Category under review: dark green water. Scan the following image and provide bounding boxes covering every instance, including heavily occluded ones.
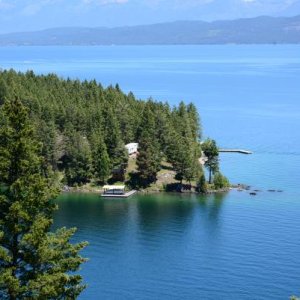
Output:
[55,191,300,300]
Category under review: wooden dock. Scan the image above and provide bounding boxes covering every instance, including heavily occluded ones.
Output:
[219,149,253,154]
[101,190,137,198]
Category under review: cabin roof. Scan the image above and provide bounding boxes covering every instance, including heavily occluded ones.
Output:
[125,143,138,147]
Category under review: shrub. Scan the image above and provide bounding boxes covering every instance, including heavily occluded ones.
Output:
[197,173,208,193]
[213,172,230,189]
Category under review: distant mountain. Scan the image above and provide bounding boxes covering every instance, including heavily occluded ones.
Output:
[1,15,300,45]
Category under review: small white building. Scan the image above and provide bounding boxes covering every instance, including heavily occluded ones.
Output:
[125,143,138,155]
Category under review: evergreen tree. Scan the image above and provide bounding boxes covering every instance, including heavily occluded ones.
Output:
[0,78,8,105]
[0,99,87,299]
[90,131,111,183]
[172,138,201,184]
[187,103,202,140]
[103,107,128,170]
[153,103,172,154]
[197,172,208,194]
[169,102,202,183]
[202,138,219,184]
[172,136,192,183]
[36,120,57,170]
[136,105,161,186]
[64,130,93,186]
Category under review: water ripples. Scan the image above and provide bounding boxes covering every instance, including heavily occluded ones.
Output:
[52,192,300,300]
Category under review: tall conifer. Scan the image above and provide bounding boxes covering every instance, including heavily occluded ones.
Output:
[202,138,219,184]
[90,131,111,183]
[0,99,87,299]
[136,105,161,186]
[171,102,202,183]
[103,107,128,170]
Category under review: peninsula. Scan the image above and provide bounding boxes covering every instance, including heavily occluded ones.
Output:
[0,69,229,194]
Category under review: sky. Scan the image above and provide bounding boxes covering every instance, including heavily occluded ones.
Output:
[0,0,300,33]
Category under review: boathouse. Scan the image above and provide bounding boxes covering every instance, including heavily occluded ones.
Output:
[103,185,126,195]
[102,185,137,198]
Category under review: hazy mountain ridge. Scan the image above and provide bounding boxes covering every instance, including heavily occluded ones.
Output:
[1,15,300,45]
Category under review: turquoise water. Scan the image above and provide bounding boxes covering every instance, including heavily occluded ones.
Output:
[1,45,300,299]
[55,192,300,300]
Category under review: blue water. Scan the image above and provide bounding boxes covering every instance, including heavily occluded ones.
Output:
[1,45,300,299]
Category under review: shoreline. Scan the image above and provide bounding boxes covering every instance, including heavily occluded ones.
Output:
[61,183,283,197]
[61,184,245,196]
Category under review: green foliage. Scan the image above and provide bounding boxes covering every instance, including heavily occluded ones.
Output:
[0,70,208,188]
[213,172,230,189]
[90,132,111,183]
[0,78,7,105]
[136,105,161,186]
[103,106,128,169]
[63,130,93,186]
[197,172,208,193]
[36,120,58,169]
[172,138,201,183]
[0,99,87,299]
[202,138,219,184]
[186,103,202,140]
[168,102,202,183]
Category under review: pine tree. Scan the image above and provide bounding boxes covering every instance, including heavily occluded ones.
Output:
[202,138,219,184]
[103,107,128,170]
[36,120,57,170]
[136,105,161,186]
[197,172,208,194]
[64,130,93,186]
[172,137,201,184]
[90,131,111,183]
[0,78,8,105]
[187,103,202,140]
[0,99,87,299]
[172,136,191,183]
[169,102,202,184]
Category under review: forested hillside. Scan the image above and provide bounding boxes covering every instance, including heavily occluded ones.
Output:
[1,15,300,45]
[0,70,204,188]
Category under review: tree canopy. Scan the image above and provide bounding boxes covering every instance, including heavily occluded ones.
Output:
[202,138,219,184]
[0,70,204,187]
[0,98,87,299]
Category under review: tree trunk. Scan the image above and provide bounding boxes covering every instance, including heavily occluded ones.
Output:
[209,167,212,184]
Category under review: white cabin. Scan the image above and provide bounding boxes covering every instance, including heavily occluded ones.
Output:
[125,143,138,155]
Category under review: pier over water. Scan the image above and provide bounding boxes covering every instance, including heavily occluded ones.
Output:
[219,149,253,154]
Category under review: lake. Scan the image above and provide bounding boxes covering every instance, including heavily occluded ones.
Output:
[1,45,300,299]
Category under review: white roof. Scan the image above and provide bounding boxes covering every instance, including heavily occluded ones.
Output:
[103,185,125,190]
[125,143,138,147]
